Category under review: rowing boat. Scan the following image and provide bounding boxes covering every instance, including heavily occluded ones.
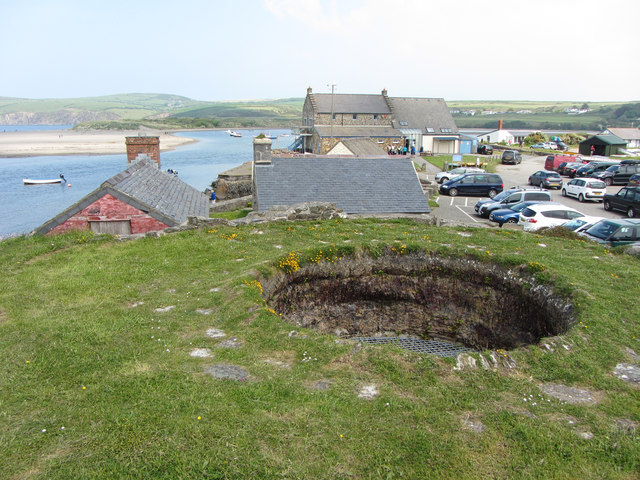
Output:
[23,178,63,185]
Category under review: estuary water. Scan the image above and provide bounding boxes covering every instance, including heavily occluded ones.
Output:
[0,128,292,238]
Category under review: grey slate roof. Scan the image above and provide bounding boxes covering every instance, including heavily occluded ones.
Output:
[34,158,209,234]
[314,93,391,114]
[254,156,430,214]
[315,126,402,138]
[340,138,387,156]
[390,97,458,135]
[606,128,640,140]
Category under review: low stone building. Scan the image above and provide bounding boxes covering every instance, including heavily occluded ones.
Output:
[34,157,209,236]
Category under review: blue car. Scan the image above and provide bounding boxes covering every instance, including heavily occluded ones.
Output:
[488,201,556,227]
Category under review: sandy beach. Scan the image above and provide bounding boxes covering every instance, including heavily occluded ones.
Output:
[0,129,196,157]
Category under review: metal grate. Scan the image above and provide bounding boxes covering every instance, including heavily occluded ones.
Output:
[352,336,474,357]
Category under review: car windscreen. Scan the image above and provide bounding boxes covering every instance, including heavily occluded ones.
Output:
[546,172,562,178]
[585,221,617,240]
[491,190,511,202]
[520,207,536,218]
[587,181,606,189]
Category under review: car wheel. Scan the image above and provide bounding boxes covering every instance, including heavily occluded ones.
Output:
[604,200,612,211]
[604,178,612,186]
[528,177,533,185]
[628,207,636,218]
[488,189,497,199]
[578,194,585,202]
[561,189,567,197]
[449,188,458,197]
[440,177,448,184]
[506,218,517,224]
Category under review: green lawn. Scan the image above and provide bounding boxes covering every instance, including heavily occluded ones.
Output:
[0,220,638,479]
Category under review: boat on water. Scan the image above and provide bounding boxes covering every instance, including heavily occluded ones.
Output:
[226,130,242,137]
[23,178,63,185]
[23,174,67,185]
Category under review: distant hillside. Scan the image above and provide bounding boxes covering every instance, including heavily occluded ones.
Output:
[0,93,638,131]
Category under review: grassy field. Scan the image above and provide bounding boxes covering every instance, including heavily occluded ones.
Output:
[0,218,638,479]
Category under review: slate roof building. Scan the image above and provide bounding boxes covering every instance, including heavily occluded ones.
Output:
[252,139,430,215]
[299,87,459,155]
[34,157,209,236]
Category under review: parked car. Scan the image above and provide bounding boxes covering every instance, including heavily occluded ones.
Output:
[559,215,603,232]
[528,170,563,189]
[474,187,552,218]
[545,154,576,171]
[563,162,587,177]
[551,141,569,151]
[561,178,607,202]
[518,204,585,232]
[530,142,553,150]
[438,173,504,198]
[629,174,640,185]
[579,218,640,247]
[435,167,485,184]
[574,161,620,178]
[501,150,522,165]
[603,185,640,217]
[488,200,557,227]
[593,160,640,185]
[477,144,493,155]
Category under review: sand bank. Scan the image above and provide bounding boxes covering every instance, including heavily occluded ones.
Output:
[0,129,196,158]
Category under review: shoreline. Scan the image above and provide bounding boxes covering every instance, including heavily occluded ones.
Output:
[0,129,199,158]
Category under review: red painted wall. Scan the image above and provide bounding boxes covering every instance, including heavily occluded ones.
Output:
[48,194,169,235]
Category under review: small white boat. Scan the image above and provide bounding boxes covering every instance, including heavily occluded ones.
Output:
[226,130,242,137]
[23,178,63,185]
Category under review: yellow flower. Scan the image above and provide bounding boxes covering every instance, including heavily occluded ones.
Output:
[197,416,202,420]
[82,386,86,390]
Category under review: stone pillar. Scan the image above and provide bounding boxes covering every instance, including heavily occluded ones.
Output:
[252,137,273,211]
[125,136,161,167]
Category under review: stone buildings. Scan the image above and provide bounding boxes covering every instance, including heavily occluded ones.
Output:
[298,87,460,155]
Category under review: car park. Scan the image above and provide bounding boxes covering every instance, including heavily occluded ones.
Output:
[518,204,585,231]
[603,185,640,217]
[435,167,485,184]
[561,178,607,202]
[574,161,620,178]
[579,218,640,247]
[593,160,640,185]
[438,173,504,198]
[488,200,555,227]
[501,150,522,165]
[477,144,493,155]
[474,187,552,218]
[528,170,563,189]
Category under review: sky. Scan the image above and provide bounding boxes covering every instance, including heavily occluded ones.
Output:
[2,0,639,102]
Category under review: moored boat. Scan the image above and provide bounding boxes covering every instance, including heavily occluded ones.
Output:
[226,130,242,137]
[23,178,63,185]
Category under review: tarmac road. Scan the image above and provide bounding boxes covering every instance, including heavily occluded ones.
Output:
[428,153,625,226]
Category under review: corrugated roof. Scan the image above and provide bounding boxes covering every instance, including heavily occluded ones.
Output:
[314,93,391,114]
[254,156,430,214]
[390,97,458,135]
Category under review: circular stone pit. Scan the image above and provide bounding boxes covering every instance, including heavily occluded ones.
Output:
[261,252,574,351]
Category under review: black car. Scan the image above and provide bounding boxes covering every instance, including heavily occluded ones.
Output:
[552,141,569,151]
[594,160,640,186]
[501,150,522,165]
[477,144,494,155]
[603,186,640,217]
[528,170,563,189]
[438,173,504,198]
[575,161,619,178]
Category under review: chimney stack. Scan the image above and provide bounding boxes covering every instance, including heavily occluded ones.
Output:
[125,136,161,167]
[253,136,272,164]
[498,119,504,130]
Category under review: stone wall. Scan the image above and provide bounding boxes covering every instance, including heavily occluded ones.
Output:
[316,113,392,127]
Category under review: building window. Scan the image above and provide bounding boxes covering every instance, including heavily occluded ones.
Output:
[373,114,379,120]
[426,127,435,133]
[353,114,358,120]
[399,121,408,126]
[441,128,453,133]
[332,113,337,121]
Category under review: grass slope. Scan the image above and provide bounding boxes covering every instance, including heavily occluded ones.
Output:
[0,219,638,479]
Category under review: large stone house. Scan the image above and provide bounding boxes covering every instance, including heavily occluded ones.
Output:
[298,87,459,155]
